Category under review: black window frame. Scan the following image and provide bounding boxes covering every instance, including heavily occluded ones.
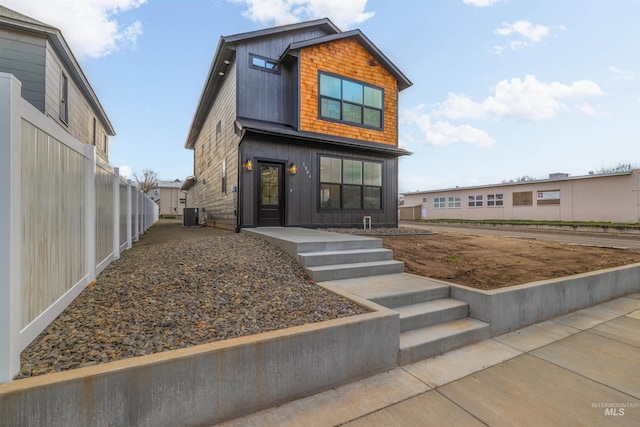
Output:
[249,53,280,74]
[319,155,383,211]
[59,73,68,124]
[318,71,384,130]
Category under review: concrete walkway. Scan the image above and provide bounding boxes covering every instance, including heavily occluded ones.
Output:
[221,293,640,426]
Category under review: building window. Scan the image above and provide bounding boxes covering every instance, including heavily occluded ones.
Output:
[250,54,279,73]
[92,118,97,145]
[103,135,108,154]
[318,72,383,129]
[423,197,427,203]
[487,193,503,207]
[513,191,533,206]
[448,196,461,208]
[221,158,227,194]
[319,156,382,210]
[434,197,445,209]
[60,73,68,123]
[468,195,483,207]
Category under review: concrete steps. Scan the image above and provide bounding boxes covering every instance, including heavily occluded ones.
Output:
[304,260,405,282]
[397,298,469,333]
[298,248,394,267]
[398,318,490,365]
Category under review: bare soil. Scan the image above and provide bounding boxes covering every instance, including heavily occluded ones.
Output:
[379,232,640,290]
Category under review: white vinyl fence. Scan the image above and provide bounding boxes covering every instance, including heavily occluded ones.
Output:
[0,73,159,382]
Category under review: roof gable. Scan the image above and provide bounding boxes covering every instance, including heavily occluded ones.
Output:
[283,30,412,91]
[0,5,115,135]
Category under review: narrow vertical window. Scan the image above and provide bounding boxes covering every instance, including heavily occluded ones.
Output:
[60,73,68,123]
[221,158,227,194]
[92,118,97,145]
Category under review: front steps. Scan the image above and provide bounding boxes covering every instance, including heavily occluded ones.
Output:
[324,274,490,365]
[296,238,404,282]
[244,228,490,366]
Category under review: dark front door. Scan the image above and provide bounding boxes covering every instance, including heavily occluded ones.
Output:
[258,162,284,226]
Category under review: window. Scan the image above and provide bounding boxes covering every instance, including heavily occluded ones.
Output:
[92,118,97,146]
[319,156,382,210]
[216,120,222,141]
[319,72,383,129]
[434,197,445,209]
[468,195,483,207]
[250,54,279,73]
[221,158,227,194]
[513,191,533,206]
[60,73,68,123]
[448,196,461,208]
[487,193,503,207]
[423,197,427,203]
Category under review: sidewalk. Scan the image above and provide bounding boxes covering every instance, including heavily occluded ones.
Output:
[221,293,640,426]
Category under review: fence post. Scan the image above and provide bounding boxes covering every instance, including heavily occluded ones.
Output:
[127,179,132,249]
[134,188,140,241]
[0,73,22,381]
[113,168,120,261]
[85,145,96,283]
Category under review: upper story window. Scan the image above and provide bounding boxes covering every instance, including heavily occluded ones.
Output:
[59,73,68,124]
[318,72,383,129]
[250,54,279,73]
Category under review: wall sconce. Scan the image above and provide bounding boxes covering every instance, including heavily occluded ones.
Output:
[244,159,253,171]
[289,163,297,175]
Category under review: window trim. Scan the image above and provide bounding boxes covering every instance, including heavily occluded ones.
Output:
[487,193,504,207]
[317,71,384,131]
[319,155,383,211]
[447,196,461,208]
[249,53,280,74]
[433,197,446,209]
[468,194,483,208]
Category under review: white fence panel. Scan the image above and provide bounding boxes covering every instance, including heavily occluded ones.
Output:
[0,73,158,382]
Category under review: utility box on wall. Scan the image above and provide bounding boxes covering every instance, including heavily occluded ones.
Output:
[183,208,199,226]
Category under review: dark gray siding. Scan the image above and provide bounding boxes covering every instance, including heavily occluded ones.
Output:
[236,29,328,125]
[239,134,399,228]
[0,28,46,111]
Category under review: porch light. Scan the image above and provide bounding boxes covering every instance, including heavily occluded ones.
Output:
[244,159,253,171]
[289,163,297,175]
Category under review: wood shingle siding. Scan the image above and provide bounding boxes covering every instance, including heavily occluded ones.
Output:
[299,38,398,145]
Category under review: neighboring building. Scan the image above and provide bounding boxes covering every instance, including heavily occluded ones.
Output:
[0,5,114,161]
[149,180,186,217]
[402,170,640,224]
[181,18,411,230]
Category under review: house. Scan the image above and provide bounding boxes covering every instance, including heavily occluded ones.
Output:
[0,5,114,161]
[181,18,411,230]
[149,180,186,217]
[401,169,640,224]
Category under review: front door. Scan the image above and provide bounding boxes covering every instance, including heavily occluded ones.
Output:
[258,162,284,226]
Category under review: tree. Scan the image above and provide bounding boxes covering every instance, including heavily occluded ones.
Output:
[595,163,635,174]
[134,169,159,194]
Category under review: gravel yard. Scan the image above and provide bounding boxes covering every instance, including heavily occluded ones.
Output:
[17,221,367,379]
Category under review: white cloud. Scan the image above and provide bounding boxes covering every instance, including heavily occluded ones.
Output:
[119,165,132,178]
[463,0,500,7]
[1,0,147,59]
[401,75,604,148]
[229,0,374,29]
[493,20,550,53]
[402,105,495,147]
[607,65,635,81]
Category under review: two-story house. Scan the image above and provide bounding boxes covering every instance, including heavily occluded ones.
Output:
[0,5,114,161]
[182,18,411,230]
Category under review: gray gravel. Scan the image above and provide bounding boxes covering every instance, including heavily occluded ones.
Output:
[18,226,367,379]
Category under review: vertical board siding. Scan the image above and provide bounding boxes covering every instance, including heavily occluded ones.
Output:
[20,119,86,328]
[95,160,116,268]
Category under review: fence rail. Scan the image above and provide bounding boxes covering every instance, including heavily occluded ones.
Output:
[0,73,159,382]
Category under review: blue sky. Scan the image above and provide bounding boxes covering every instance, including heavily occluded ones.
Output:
[5,0,639,192]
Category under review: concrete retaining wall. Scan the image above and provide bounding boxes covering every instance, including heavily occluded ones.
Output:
[450,263,640,335]
[0,293,399,427]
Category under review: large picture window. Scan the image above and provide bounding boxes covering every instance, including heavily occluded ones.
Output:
[320,156,382,210]
[319,72,383,129]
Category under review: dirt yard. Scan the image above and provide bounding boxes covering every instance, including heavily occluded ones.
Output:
[379,232,640,290]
